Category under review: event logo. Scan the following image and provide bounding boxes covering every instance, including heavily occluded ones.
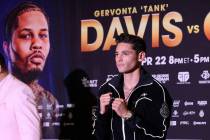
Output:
[184,101,194,106]
[67,112,73,120]
[197,100,207,106]
[39,113,43,118]
[46,112,52,120]
[193,121,207,126]
[43,122,50,127]
[56,104,64,109]
[66,103,75,108]
[63,122,74,126]
[46,104,53,110]
[177,71,190,84]
[198,70,210,84]
[201,70,210,79]
[55,113,63,118]
[152,74,169,83]
[38,105,43,110]
[172,110,179,118]
[52,122,60,126]
[183,111,196,116]
[170,121,177,126]
[173,100,180,107]
[199,110,205,118]
[180,121,189,126]
[81,77,98,87]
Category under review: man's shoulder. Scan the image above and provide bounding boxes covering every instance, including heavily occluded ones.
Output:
[7,74,29,88]
[7,74,34,99]
[147,78,172,102]
[149,78,167,91]
[1,74,35,107]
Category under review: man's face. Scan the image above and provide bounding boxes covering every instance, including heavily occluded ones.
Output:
[115,42,141,73]
[9,10,50,74]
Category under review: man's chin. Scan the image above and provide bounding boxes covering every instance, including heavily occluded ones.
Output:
[29,64,44,71]
[28,68,42,77]
[12,64,43,83]
[22,69,42,83]
[117,68,126,73]
[29,66,42,71]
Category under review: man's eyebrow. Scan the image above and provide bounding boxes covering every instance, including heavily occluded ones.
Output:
[114,50,132,54]
[122,50,133,52]
[19,28,48,32]
[19,28,32,32]
[40,28,48,32]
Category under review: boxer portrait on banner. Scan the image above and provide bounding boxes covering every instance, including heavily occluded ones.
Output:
[94,33,173,140]
[3,2,59,139]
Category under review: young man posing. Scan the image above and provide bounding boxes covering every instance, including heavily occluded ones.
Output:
[94,33,172,140]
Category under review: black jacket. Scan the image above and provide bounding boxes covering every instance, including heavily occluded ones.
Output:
[94,69,172,140]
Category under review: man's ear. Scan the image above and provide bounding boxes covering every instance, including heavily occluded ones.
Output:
[138,51,146,62]
[3,41,10,58]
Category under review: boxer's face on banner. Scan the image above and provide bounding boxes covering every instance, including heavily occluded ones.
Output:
[115,42,140,73]
[9,10,50,74]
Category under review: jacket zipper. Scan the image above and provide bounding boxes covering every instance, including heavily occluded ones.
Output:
[108,82,152,140]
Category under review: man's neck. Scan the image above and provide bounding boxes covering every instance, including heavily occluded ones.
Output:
[123,67,141,89]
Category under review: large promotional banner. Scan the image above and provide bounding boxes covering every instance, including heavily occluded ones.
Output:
[0,0,209,140]
[79,0,210,139]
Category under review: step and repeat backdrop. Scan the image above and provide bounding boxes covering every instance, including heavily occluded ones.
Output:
[0,0,209,140]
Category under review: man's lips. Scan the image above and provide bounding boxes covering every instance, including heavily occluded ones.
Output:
[28,53,45,65]
[30,57,43,64]
[117,63,124,67]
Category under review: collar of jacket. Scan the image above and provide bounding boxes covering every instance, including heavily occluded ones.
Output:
[107,67,153,92]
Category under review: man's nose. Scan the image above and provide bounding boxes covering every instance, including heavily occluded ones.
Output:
[31,37,42,50]
[116,54,123,62]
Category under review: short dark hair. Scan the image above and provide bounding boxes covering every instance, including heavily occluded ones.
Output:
[115,33,146,53]
[4,1,49,42]
[0,52,7,71]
